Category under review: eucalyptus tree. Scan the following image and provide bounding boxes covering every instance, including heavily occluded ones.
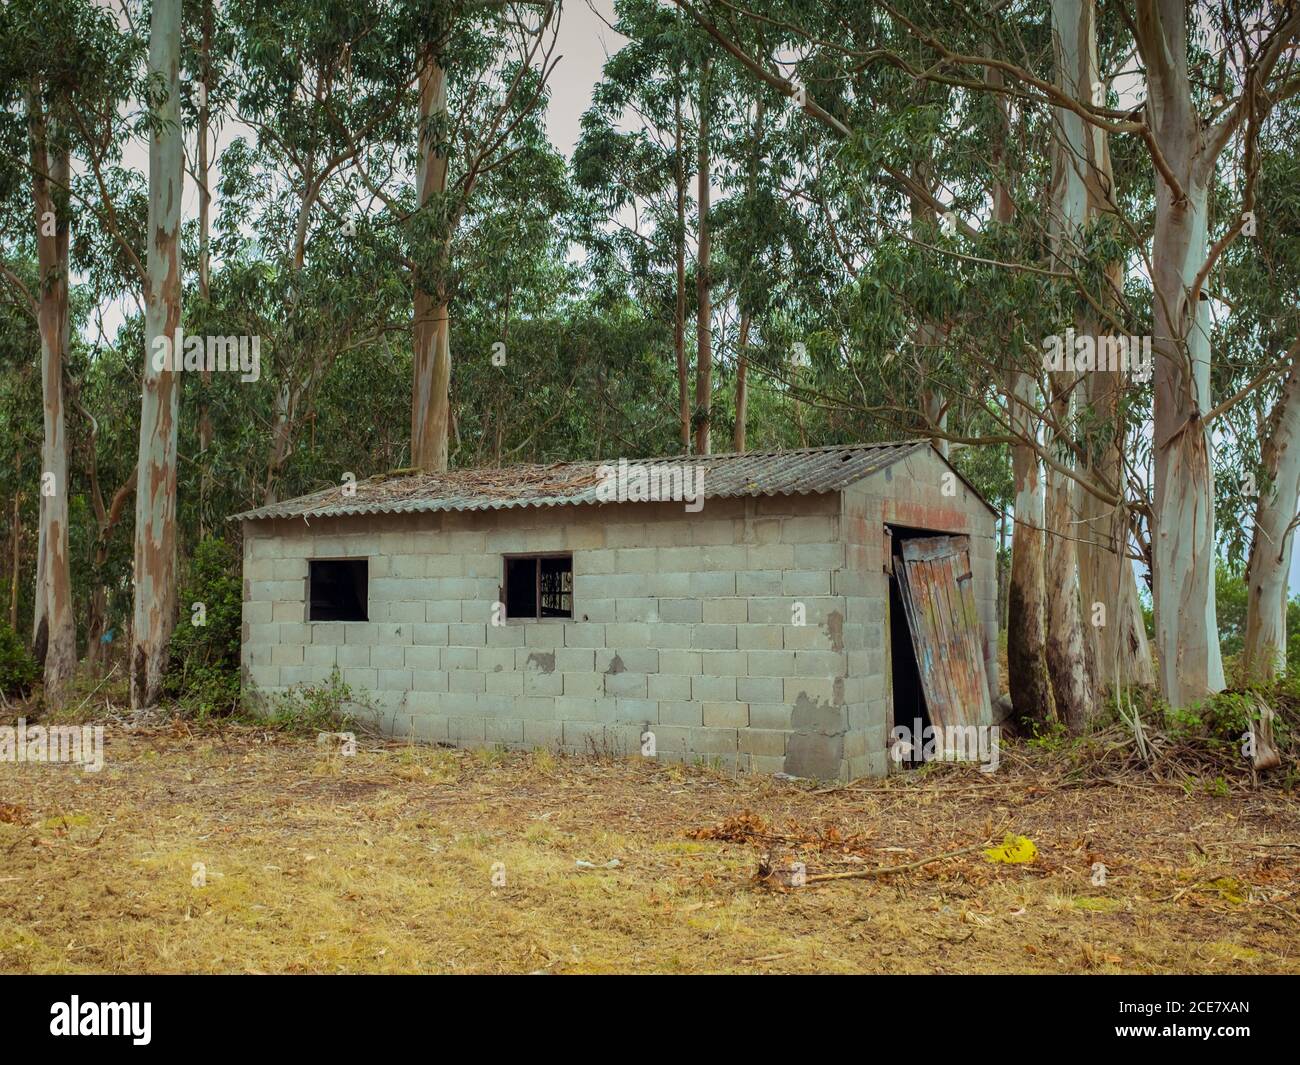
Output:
[402,0,560,472]
[574,0,706,451]
[678,0,1300,713]
[130,0,185,708]
[0,0,141,703]
[1221,96,1300,680]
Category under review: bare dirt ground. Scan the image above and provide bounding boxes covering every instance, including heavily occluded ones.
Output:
[1,724,1297,974]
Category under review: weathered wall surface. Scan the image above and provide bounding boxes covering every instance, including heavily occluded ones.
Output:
[839,450,1000,778]
[241,493,855,776]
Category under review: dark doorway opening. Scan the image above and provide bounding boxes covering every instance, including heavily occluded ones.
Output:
[888,568,929,765]
[888,525,938,767]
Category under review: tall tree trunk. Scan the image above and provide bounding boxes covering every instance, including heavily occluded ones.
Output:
[30,92,76,706]
[732,96,762,455]
[1243,341,1300,681]
[32,493,46,663]
[1052,0,1155,691]
[674,88,690,453]
[989,58,1052,722]
[1043,0,1099,728]
[734,314,749,453]
[1138,1,1227,708]
[197,0,214,536]
[1079,365,1155,689]
[1043,383,1098,730]
[8,480,19,632]
[131,0,183,709]
[693,57,712,455]
[411,48,452,472]
[1008,372,1055,723]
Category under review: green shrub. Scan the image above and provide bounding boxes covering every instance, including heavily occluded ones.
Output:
[0,620,39,698]
[165,538,242,717]
[260,667,369,734]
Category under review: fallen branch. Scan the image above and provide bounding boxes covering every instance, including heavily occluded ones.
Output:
[760,840,992,886]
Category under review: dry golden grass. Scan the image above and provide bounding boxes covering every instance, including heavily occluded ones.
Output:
[1,724,1297,974]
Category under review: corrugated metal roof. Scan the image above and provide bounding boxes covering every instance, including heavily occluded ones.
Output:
[231,440,937,522]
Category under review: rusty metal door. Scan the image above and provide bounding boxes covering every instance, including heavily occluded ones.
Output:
[894,535,991,730]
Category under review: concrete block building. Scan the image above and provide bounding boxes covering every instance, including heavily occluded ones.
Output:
[233,441,999,780]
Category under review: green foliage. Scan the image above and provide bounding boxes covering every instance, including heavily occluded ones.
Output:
[1215,562,1300,676]
[260,667,368,735]
[165,538,242,718]
[0,620,39,698]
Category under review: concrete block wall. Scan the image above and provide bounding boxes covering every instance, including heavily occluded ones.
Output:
[241,492,855,777]
[838,450,1000,778]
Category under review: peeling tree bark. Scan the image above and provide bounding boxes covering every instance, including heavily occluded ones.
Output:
[411,48,452,473]
[693,57,713,456]
[131,0,183,710]
[1045,0,1099,729]
[1243,342,1300,682]
[196,0,214,533]
[30,91,76,707]
[1051,0,1154,692]
[988,61,1053,722]
[1007,371,1055,723]
[1136,0,1228,708]
[674,86,691,453]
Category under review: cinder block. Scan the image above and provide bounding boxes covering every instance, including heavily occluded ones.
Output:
[272,601,304,623]
[783,570,832,596]
[647,674,691,701]
[691,624,737,650]
[409,673,449,695]
[738,677,783,703]
[597,648,658,674]
[658,598,702,623]
[564,624,606,648]
[564,676,603,702]
[524,721,563,748]
[703,702,749,728]
[692,675,736,702]
[796,651,845,678]
[369,644,405,669]
[782,516,836,543]
[604,622,657,648]
[749,702,792,730]
[737,625,783,651]
[443,647,478,670]
[486,718,523,744]
[449,623,487,647]
[739,729,785,757]
[605,672,648,698]
[426,600,462,623]
[378,669,412,691]
[657,701,701,726]
[659,650,702,675]
[748,544,795,569]
[271,644,303,666]
[690,727,738,755]
[405,645,442,670]
[342,667,378,690]
[702,599,747,624]
[614,598,660,623]
[748,650,796,677]
[478,670,517,696]
[699,651,746,677]
[242,600,273,625]
[449,670,487,695]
